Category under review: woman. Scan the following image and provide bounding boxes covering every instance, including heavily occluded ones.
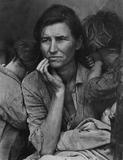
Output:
[22,5,115,160]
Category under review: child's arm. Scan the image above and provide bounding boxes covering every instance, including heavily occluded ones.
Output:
[85,51,118,100]
[88,61,103,81]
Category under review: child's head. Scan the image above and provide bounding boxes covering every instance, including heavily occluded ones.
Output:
[13,40,42,72]
[83,11,123,53]
[83,11,123,67]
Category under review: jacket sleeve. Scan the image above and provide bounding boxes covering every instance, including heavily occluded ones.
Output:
[22,72,49,152]
[0,91,27,130]
[85,70,118,101]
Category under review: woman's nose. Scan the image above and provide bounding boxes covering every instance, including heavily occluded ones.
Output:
[49,39,57,54]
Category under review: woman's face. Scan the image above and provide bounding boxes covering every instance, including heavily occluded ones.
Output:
[40,22,81,69]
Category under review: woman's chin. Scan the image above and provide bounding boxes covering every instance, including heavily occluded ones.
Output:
[49,62,62,69]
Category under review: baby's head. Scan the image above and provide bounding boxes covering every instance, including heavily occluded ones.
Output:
[83,11,123,52]
[101,102,116,125]
[101,108,111,125]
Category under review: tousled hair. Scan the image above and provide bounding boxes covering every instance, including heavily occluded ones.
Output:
[82,11,123,52]
[13,40,42,72]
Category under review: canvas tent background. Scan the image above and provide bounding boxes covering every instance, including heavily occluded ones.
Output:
[0,0,122,41]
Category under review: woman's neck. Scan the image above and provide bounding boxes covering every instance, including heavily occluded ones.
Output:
[56,60,77,84]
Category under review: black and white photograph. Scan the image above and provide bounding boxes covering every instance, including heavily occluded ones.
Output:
[0,0,123,160]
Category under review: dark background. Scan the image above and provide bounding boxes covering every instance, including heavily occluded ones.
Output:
[0,0,122,41]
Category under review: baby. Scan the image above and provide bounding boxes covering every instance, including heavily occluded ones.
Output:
[101,102,116,125]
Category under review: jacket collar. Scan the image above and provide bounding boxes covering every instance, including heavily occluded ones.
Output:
[75,63,89,85]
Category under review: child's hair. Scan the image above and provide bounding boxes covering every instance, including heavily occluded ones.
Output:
[13,40,42,72]
[82,11,123,52]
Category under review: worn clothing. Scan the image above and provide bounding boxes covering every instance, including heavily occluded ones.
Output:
[0,65,27,160]
[24,118,112,160]
[57,118,111,151]
[50,118,112,160]
[22,63,117,159]
[85,63,118,119]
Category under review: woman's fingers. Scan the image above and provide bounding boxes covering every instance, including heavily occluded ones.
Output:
[36,58,50,81]
[41,63,49,81]
[43,63,53,82]
[86,56,95,68]
[36,58,55,82]
[36,58,64,91]
[37,59,49,75]
[37,58,48,71]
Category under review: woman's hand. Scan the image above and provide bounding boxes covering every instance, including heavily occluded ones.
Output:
[85,55,95,68]
[37,58,65,93]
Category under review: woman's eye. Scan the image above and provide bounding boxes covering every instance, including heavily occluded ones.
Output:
[56,36,68,42]
[41,37,50,43]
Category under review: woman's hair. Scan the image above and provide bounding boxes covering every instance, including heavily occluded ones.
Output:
[13,40,42,72]
[82,11,123,52]
[34,4,84,41]
[33,4,88,64]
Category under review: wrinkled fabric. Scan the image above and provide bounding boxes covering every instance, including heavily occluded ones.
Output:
[24,148,112,160]
[22,63,117,160]
[24,118,112,160]
[22,64,93,152]
[85,62,118,119]
[85,69,117,101]
[38,118,112,160]
[39,149,112,160]
[0,65,27,160]
[57,118,111,151]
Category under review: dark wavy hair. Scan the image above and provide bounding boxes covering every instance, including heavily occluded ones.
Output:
[34,4,84,41]
[82,11,123,52]
[13,40,42,72]
[33,4,88,65]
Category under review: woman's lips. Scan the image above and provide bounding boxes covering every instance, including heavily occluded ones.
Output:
[49,57,63,61]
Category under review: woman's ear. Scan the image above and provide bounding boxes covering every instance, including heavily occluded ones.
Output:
[76,37,83,50]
